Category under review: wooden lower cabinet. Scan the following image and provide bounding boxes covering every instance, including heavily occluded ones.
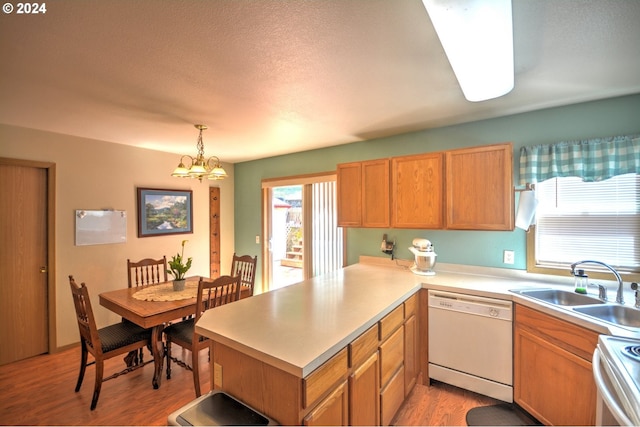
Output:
[380,326,404,387]
[379,326,404,426]
[304,381,349,426]
[403,294,419,395]
[349,352,380,426]
[404,314,417,395]
[381,365,405,426]
[514,304,599,426]
[304,348,348,408]
[211,295,420,426]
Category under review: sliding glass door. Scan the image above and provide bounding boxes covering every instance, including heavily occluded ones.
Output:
[262,174,344,292]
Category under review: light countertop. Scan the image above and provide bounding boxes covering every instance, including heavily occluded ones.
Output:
[196,258,639,378]
[196,263,422,377]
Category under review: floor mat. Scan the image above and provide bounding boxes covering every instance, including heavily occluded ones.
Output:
[466,403,541,426]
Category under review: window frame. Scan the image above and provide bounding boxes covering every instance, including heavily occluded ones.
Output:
[526,172,639,282]
[526,224,640,283]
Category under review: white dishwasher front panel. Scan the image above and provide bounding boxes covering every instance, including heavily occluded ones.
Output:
[428,290,513,401]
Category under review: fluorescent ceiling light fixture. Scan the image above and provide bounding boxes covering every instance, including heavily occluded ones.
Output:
[422,0,514,102]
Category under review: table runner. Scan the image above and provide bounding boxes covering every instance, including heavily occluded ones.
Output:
[132,281,199,302]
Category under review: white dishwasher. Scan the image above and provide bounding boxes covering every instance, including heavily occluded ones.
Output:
[428,289,513,402]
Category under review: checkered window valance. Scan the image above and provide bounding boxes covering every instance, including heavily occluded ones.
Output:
[519,134,640,185]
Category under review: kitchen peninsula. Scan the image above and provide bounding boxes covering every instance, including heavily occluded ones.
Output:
[196,260,639,425]
[195,263,424,425]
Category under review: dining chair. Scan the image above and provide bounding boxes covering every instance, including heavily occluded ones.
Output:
[164,275,242,397]
[127,256,168,288]
[126,256,168,363]
[68,275,153,410]
[230,253,258,296]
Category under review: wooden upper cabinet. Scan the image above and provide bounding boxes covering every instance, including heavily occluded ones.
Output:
[445,143,514,230]
[338,142,513,230]
[391,153,444,229]
[337,162,362,227]
[337,159,390,227]
[361,159,390,227]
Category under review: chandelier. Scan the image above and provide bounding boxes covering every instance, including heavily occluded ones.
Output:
[171,124,228,182]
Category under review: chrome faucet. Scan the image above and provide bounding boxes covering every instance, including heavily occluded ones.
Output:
[570,260,624,305]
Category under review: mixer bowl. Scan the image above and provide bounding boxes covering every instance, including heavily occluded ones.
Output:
[415,253,436,272]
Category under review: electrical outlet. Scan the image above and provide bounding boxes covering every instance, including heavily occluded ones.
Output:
[503,250,515,265]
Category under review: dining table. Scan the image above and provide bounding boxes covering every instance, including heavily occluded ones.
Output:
[99,276,250,389]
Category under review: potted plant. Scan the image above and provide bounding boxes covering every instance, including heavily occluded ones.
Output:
[167,240,192,291]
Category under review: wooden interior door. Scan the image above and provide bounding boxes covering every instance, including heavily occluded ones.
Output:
[0,162,49,365]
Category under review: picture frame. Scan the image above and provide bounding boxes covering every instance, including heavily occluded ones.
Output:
[136,187,193,238]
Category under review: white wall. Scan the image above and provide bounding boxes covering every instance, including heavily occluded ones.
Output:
[0,124,235,348]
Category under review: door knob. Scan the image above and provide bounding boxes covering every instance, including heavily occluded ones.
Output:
[40,266,47,273]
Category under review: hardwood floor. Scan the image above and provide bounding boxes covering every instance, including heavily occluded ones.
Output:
[0,346,500,426]
[393,379,501,426]
[0,345,212,426]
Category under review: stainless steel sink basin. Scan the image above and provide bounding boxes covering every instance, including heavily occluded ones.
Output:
[573,305,640,328]
[517,289,605,306]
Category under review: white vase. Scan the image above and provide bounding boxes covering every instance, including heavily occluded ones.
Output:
[172,279,186,291]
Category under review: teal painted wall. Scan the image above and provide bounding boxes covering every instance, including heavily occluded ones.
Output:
[234,94,640,282]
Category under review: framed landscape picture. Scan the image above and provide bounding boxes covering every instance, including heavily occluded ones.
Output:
[136,188,193,237]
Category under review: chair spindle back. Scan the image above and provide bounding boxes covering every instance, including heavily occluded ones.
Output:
[127,256,168,288]
[195,275,242,322]
[230,253,257,296]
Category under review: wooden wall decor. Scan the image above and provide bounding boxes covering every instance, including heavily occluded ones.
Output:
[209,187,221,278]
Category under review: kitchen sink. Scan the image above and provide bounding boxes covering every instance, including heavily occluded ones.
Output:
[517,289,605,306]
[573,305,640,328]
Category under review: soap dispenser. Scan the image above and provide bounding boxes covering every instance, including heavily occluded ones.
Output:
[574,269,588,294]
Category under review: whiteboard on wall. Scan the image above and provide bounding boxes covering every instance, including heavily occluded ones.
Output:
[75,210,127,246]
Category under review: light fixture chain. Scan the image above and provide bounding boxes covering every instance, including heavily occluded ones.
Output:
[196,129,205,159]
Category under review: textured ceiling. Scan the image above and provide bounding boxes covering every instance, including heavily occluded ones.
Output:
[1,0,639,163]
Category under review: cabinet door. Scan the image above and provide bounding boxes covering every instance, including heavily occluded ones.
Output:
[304,381,349,426]
[337,162,362,227]
[391,153,443,228]
[514,305,597,426]
[380,365,405,426]
[445,143,513,230]
[379,326,404,388]
[349,352,380,426]
[514,326,596,426]
[403,314,417,396]
[361,159,390,227]
[304,348,348,408]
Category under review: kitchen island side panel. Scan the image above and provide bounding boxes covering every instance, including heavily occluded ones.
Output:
[212,341,302,425]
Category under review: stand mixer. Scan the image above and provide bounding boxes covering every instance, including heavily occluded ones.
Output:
[408,238,437,276]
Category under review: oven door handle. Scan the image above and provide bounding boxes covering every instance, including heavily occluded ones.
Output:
[593,349,634,426]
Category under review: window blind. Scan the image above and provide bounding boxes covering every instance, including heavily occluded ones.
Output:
[534,173,640,271]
